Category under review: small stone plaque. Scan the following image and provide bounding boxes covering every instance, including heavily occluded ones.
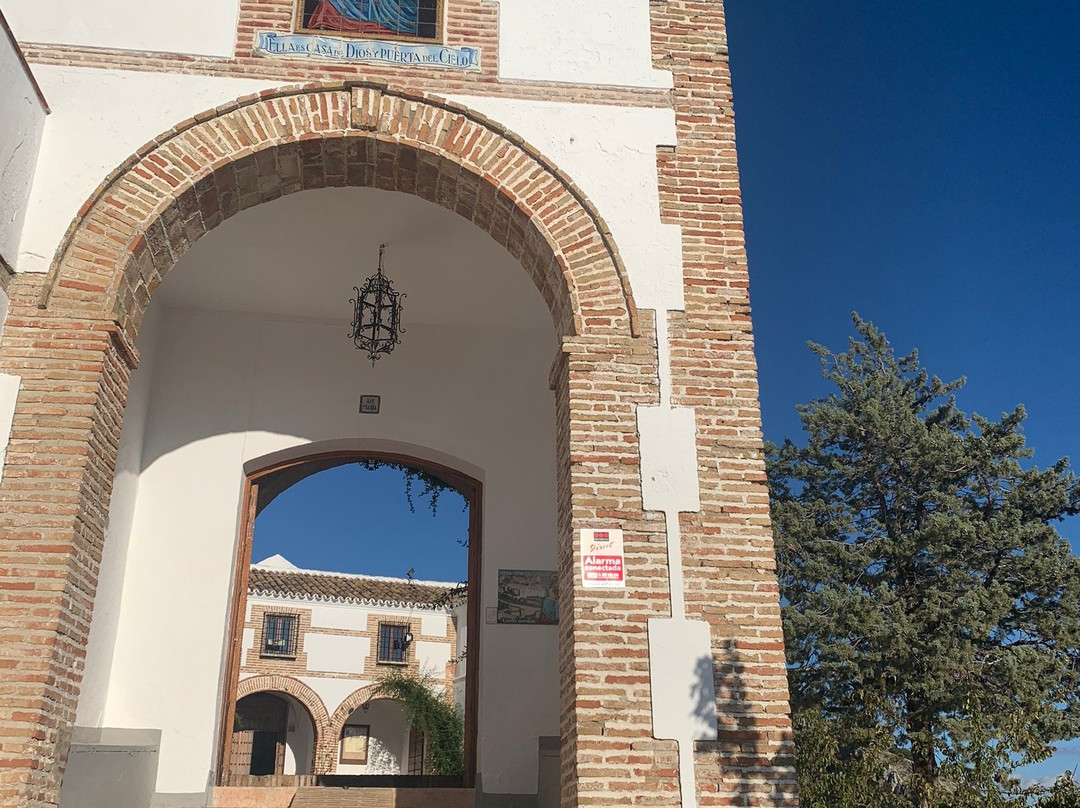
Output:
[359,395,381,414]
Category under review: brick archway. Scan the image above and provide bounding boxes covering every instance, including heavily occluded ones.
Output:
[38,81,640,349]
[322,683,380,773]
[327,684,380,742]
[0,81,658,808]
[235,675,332,775]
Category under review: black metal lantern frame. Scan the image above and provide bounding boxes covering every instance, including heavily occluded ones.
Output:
[349,244,405,364]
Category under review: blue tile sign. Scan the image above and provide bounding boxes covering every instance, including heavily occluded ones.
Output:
[255,32,481,70]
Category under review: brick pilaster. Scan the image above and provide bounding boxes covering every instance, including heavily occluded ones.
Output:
[0,276,134,807]
[556,334,681,808]
[651,3,799,805]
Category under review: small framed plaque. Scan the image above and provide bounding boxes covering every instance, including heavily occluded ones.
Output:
[497,569,559,625]
[340,724,370,764]
[359,395,381,414]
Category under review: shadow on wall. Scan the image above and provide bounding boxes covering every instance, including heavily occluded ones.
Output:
[132,311,557,471]
[695,640,795,808]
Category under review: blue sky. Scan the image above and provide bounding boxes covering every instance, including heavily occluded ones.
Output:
[726,0,1080,554]
[255,0,1080,787]
[725,0,1080,784]
[252,464,469,582]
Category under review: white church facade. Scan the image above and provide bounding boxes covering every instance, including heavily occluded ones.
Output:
[0,2,799,807]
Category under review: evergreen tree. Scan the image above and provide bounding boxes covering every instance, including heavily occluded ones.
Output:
[767,315,1080,807]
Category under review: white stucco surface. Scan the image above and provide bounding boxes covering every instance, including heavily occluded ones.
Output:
[76,314,161,727]
[240,628,255,667]
[448,96,684,312]
[414,640,451,675]
[308,604,368,632]
[420,613,446,638]
[304,634,372,676]
[0,373,20,485]
[281,693,315,776]
[16,66,279,272]
[96,305,559,796]
[637,406,700,514]
[0,25,47,270]
[336,700,409,775]
[492,0,671,89]
[3,0,242,58]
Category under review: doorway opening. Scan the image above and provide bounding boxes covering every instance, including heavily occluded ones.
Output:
[228,691,317,782]
[218,451,482,789]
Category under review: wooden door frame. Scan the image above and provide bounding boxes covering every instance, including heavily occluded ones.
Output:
[215,449,483,788]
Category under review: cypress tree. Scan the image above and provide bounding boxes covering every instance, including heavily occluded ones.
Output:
[768,315,1080,807]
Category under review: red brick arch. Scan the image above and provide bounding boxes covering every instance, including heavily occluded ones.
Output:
[236,674,332,737]
[236,674,333,774]
[0,81,659,807]
[327,683,381,741]
[39,81,640,349]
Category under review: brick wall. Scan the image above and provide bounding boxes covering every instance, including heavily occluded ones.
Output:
[652,3,798,805]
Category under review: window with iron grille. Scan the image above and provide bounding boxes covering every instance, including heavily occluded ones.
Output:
[261,613,299,658]
[377,622,410,664]
[408,723,426,775]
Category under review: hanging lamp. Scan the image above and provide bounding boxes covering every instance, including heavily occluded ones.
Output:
[348,244,405,364]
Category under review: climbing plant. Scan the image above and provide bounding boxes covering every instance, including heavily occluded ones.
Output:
[358,460,465,519]
[372,669,464,777]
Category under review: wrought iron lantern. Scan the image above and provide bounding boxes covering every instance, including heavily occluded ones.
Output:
[349,244,405,364]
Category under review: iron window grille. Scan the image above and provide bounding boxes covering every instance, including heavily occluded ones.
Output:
[261,613,299,658]
[377,622,411,664]
[408,724,426,775]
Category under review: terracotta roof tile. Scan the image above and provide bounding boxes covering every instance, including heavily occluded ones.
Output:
[248,567,456,609]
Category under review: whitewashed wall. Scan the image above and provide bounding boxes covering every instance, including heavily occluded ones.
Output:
[92,306,560,799]
[492,0,671,89]
[281,693,315,776]
[75,314,161,727]
[13,66,279,273]
[337,700,410,775]
[0,18,47,272]
[3,0,243,58]
[5,0,666,86]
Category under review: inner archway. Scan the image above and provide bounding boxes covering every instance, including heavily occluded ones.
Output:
[63,176,578,805]
[229,691,318,780]
[221,450,482,789]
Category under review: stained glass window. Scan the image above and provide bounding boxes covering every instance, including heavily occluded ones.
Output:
[299,0,441,42]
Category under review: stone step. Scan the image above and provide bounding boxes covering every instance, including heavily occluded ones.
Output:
[206,785,476,808]
[289,787,395,808]
[290,787,475,808]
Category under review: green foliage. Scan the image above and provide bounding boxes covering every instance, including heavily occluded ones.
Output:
[359,460,464,519]
[767,315,1080,808]
[372,669,464,776]
[1034,775,1080,808]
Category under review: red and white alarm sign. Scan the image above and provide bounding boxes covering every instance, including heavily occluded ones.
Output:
[580,528,625,588]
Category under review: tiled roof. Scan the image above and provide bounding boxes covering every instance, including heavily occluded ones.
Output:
[248,567,458,609]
